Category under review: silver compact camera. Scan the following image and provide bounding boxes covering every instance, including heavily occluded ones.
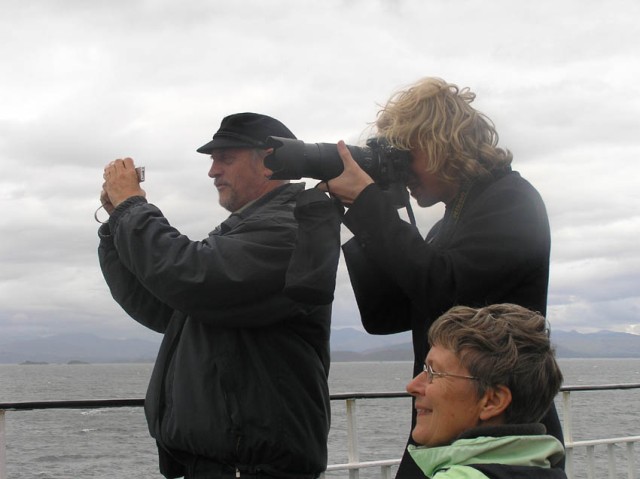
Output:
[95,166,146,224]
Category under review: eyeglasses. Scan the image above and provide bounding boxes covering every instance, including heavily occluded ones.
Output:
[423,362,479,384]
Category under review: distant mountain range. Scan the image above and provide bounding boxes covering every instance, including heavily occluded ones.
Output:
[0,329,639,364]
[0,333,161,364]
[330,329,640,361]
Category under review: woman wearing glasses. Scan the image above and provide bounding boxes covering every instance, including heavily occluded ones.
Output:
[406,303,566,479]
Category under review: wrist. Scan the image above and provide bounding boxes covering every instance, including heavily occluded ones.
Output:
[111,188,146,208]
[108,195,148,229]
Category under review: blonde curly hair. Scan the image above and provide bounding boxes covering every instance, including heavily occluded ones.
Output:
[376,77,512,183]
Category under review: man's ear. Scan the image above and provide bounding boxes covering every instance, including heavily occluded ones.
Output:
[479,385,512,422]
[260,148,275,178]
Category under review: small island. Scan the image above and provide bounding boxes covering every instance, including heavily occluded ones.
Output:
[19,360,49,365]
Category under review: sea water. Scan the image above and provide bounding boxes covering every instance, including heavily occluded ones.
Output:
[1,359,639,478]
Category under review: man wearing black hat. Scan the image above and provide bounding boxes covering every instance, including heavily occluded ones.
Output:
[98,113,338,478]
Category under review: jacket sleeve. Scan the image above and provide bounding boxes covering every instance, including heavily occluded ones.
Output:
[99,195,299,325]
[343,180,550,330]
[98,223,175,333]
[283,188,343,305]
[342,237,412,334]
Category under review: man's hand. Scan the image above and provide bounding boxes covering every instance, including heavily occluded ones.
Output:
[102,157,146,209]
[317,141,374,206]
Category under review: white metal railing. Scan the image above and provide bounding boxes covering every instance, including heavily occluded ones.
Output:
[322,392,407,479]
[1,385,639,479]
[560,385,640,479]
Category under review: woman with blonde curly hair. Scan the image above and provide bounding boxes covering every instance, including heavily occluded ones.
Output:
[323,77,564,478]
[377,78,512,187]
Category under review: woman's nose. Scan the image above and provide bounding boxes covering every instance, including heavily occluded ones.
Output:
[406,372,426,396]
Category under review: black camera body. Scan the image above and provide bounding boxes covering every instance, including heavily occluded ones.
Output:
[264,136,411,189]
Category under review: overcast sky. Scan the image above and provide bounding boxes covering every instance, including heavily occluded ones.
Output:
[1,0,639,342]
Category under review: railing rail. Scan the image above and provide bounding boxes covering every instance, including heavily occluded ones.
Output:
[0,398,145,411]
[1,384,639,479]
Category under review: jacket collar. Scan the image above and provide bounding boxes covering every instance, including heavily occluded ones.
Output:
[211,182,304,236]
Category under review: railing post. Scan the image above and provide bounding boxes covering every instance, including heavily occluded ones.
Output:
[381,464,393,479]
[627,442,636,479]
[0,410,6,479]
[346,398,360,479]
[586,445,595,479]
[606,443,616,479]
[561,390,574,479]
[562,390,573,444]
[566,448,574,479]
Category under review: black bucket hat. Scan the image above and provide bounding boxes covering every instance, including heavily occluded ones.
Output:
[196,112,296,154]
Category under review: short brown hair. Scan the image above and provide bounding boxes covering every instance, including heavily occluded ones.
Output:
[428,303,563,425]
[376,77,512,183]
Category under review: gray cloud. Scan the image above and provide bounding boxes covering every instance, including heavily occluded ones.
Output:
[1,0,639,341]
